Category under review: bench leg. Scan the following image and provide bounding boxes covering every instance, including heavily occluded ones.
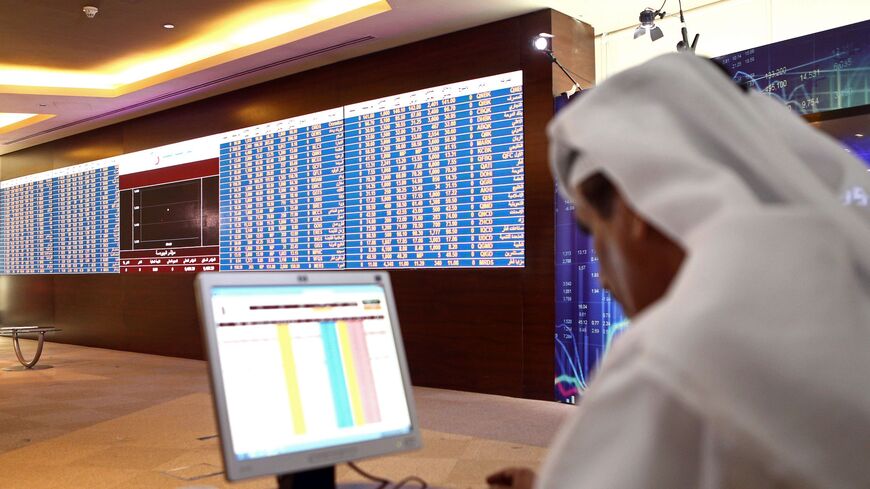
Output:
[12,332,46,368]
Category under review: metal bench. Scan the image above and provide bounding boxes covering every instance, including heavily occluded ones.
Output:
[0,326,62,371]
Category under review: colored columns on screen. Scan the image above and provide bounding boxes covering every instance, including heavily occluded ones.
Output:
[347,319,381,423]
[336,320,366,425]
[320,322,354,428]
[277,324,306,435]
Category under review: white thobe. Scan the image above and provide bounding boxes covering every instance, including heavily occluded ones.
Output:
[536,212,870,489]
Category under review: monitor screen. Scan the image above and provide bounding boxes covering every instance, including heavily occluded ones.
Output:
[198,273,419,480]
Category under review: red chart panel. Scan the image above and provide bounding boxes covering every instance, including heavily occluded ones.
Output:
[119,158,220,273]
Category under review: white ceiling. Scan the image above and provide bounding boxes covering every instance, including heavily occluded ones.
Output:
[0,0,721,156]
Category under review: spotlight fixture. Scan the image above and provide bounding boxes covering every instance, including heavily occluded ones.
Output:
[531,33,582,95]
[633,1,700,52]
[163,23,175,29]
[532,33,553,52]
[633,7,665,41]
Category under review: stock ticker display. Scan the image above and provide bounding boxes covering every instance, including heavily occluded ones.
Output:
[219,109,346,271]
[0,162,119,274]
[554,191,627,404]
[0,71,524,274]
[343,75,524,268]
[552,93,628,405]
[717,19,870,114]
[554,19,870,402]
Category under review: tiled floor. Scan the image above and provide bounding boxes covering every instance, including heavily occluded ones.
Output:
[0,339,571,489]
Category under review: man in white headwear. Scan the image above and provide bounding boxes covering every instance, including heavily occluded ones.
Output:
[487,53,870,488]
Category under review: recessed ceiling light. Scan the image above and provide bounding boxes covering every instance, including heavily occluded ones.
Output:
[857,133,865,137]
[163,23,175,29]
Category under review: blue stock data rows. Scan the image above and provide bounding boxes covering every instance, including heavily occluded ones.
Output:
[219,115,345,271]
[344,86,524,268]
[0,165,119,274]
[217,75,524,270]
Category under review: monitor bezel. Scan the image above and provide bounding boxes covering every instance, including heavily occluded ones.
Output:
[195,271,422,481]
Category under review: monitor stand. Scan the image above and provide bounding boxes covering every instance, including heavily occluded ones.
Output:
[277,465,389,489]
[277,466,336,489]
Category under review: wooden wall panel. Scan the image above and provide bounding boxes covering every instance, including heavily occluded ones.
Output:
[552,11,596,92]
[53,275,125,351]
[0,10,594,399]
[52,125,124,169]
[1,143,53,180]
[0,275,53,327]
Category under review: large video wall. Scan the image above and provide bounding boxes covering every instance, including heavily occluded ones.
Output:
[0,71,524,274]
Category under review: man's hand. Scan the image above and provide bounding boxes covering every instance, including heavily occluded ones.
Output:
[486,467,536,489]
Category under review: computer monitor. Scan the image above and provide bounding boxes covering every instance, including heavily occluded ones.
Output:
[195,271,421,488]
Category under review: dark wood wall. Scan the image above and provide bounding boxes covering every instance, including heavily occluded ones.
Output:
[0,10,594,400]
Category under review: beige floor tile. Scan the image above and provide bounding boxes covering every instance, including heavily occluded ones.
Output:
[154,448,225,472]
[0,416,46,434]
[1,464,143,489]
[459,438,548,462]
[0,441,111,466]
[0,370,107,384]
[0,426,68,452]
[78,445,193,471]
[23,407,118,428]
[0,400,82,417]
[402,431,474,459]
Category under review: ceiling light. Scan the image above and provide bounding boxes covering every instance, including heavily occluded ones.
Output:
[532,33,553,52]
[82,6,98,19]
[163,23,175,29]
[531,33,582,95]
[857,133,865,137]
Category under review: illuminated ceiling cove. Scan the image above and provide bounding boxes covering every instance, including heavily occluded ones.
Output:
[0,0,391,97]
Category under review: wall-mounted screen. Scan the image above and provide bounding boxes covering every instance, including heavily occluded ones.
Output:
[552,94,628,404]
[343,77,524,268]
[219,109,346,271]
[716,18,870,114]
[0,71,524,274]
[0,161,119,274]
[117,137,221,273]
